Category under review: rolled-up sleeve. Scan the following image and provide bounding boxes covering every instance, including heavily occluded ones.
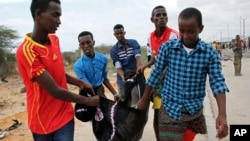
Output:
[208,50,229,96]
[146,43,168,88]
[132,40,141,56]
[110,45,119,67]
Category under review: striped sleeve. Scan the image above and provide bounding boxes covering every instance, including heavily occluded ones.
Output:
[22,40,45,80]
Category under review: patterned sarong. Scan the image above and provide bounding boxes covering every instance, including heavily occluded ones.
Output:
[158,106,207,141]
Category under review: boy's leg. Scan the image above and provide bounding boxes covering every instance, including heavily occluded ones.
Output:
[154,109,160,141]
[182,110,207,141]
[183,129,196,141]
[152,96,162,141]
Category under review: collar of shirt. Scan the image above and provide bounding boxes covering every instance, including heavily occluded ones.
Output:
[170,38,206,51]
[117,40,130,48]
[151,27,169,41]
[82,53,95,60]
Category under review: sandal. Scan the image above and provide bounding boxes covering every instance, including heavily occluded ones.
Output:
[5,119,22,131]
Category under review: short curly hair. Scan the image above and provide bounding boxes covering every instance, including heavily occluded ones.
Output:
[30,0,61,20]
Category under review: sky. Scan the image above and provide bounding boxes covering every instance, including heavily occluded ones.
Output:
[1,0,249,52]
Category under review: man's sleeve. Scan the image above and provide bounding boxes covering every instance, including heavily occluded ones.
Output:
[110,45,122,68]
[21,46,45,81]
[132,40,141,57]
[208,49,229,95]
[102,55,108,79]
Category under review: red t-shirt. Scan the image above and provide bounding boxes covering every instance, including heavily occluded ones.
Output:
[149,27,179,57]
[16,33,74,134]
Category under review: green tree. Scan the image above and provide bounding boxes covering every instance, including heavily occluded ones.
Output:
[0,25,20,81]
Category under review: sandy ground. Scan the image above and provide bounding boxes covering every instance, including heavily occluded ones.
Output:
[0,67,155,141]
[0,50,250,141]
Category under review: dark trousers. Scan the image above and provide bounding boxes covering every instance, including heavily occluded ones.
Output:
[94,85,106,98]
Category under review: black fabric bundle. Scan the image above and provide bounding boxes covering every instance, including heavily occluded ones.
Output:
[92,97,149,141]
[74,89,96,122]
[92,72,149,141]
[75,72,149,141]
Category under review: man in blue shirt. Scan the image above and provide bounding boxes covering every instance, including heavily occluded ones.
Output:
[74,31,120,101]
[110,24,142,102]
[137,8,229,140]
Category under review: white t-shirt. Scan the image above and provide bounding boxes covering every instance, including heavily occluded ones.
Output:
[183,45,193,54]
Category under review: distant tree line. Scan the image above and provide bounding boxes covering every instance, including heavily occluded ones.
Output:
[0,25,147,81]
[0,25,19,81]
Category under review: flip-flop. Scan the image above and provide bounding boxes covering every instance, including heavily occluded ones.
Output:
[5,119,22,131]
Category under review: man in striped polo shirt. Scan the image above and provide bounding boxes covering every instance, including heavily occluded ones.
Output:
[110,24,143,104]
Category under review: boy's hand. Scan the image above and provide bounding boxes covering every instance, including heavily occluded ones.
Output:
[216,115,228,139]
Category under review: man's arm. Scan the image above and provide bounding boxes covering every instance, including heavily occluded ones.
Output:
[103,79,120,101]
[66,73,84,86]
[117,68,125,82]
[34,71,99,106]
[66,73,94,93]
[137,85,152,110]
[103,79,117,95]
[139,57,155,72]
[135,55,143,72]
[215,92,228,139]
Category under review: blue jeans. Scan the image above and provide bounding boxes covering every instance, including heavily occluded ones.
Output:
[32,119,74,141]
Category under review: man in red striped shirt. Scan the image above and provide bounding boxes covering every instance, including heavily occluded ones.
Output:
[16,0,99,140]
[139,5,179,141]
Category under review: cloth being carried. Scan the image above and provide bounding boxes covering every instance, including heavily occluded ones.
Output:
[123,70,145,107]
[92,98,149,141]
[92,72,149,141]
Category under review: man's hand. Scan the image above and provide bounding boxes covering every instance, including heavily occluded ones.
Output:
[216,115,228,139]
[137,65,145,74]
[113,93,121,101]
[87,95,100,107]
[79,82,95,95]
[137,99,149,110]
[150,89,157,102]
